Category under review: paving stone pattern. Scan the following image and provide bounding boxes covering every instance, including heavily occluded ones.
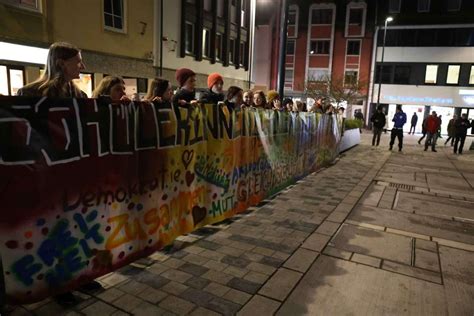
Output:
[11,134,474,315]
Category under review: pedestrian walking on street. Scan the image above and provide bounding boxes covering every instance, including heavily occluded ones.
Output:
[424,111,441,152]
[389,105,407,151]
[409,112,418,134]
[444,115,457,146]
[453,114,472,154]
[371,106,386,146]
[354,109,364,132]
[418,116,428,145]
[437,115,443,139]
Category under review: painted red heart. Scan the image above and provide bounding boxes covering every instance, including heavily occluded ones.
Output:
[192,206,207,226]
[185,171,195,186]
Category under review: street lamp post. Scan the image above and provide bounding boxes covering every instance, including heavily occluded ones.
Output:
[375,16,393,110]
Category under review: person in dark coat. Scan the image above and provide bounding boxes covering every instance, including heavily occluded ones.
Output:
[409,112,418,134]
[418,116,428,145]
[172,68,198,108]
[453,114,472,154]
[444,115,457,146]
[370,106,386,146]
[199,72,225,104]
[389,105,407,151]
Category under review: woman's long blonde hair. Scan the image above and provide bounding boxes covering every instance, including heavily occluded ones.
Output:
[92,76,125,98]
[24,42,83,97]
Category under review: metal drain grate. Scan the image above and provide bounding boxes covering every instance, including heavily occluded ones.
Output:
[389,183,415,191]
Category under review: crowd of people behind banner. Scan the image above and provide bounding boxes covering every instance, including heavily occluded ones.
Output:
[12,42,344,119]
[371,104,472,154]
[1,41,346,306]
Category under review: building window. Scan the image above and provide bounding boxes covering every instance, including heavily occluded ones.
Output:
[389,0,401,13]
[104,0,125,31]
[418,0,430,12]
[308,68,329,81]
[204,0,212,11]
[447,0,461,11]
[229,38,236,64]
[310,40,330,55]
[311,9,333,24]
[217,0,224,17]
[446,65,460,84]
[231,0,237,24]
[1,0,42,12]
[376,65,393,84]
[241,0,246,27]
[425,65,438,84]
[0,65,25,96]
[285,68,294,84]
[393,66,411,84]
[215,33,223,61]
[185,22,195,55]
[347,40,360,55]
[202,29,211,58]
[348,8,363,25]
[288,8,297,25]
[286,40,295,55]
[344,70,358,85]
[239,42,246,66]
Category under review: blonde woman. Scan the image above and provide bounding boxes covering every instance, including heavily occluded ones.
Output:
[145,77,174,103]
[17,42,87,98]
[92,76,130,102]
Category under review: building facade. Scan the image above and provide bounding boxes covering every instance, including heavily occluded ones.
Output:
[370,0,474,133]
[0,0,255,97]
[253,0,377,117]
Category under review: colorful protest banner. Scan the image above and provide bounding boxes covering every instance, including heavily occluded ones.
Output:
[0,96,341,304]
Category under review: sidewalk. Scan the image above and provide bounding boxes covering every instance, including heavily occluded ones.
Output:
[11,132,474,315]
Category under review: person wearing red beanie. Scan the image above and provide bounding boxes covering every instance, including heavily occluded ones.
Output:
[172,68,198,107]
[199,72,224,105]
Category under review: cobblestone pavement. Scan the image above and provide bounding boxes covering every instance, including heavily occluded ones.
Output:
[9,133,474,315]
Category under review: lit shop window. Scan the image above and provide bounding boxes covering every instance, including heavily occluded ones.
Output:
[73,73,93,97]
[123,78,138,96]
[425,65,438,84]
[0,66,8,95]
[470,66,474,84]
[0,66,25,96]
[9,69,24,95]
[446,65,460,84]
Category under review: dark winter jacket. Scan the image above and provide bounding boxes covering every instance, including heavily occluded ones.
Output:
[454,118,472,137]
[199,89,224,105]
[371,112,386,129]
[411,114,418,126]
[172,88,196,107]
[392,111,407,129]
[447,119,456,137]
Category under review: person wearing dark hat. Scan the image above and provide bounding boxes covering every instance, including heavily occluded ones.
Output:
[172,68,198,107]
[371,106,386,146]
[200,72,225,104]
[389,104,407,151]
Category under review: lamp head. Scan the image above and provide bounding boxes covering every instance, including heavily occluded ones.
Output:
[386,16,393,22]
